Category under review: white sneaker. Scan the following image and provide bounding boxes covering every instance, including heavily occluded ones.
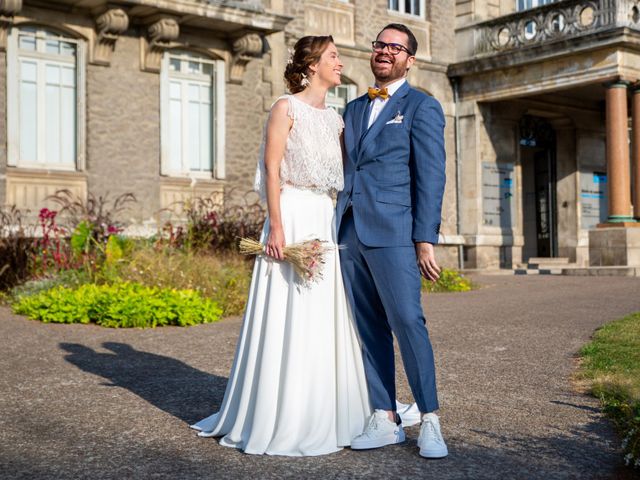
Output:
[418,413,448,458]
[396,400,421,427]
[351,410,406,449]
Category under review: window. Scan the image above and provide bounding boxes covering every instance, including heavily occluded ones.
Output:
[160,51,225,178]
[516,0,558,11]
[327,83,357,116]
[388,0,424,18]
[7,26,85,169]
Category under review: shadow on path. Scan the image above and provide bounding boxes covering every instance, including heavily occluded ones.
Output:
[59,342,227,424]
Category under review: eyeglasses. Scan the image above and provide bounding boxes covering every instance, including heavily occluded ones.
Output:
[371,41,413,56]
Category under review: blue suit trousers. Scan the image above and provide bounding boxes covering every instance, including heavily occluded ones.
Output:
[339,208,439,414]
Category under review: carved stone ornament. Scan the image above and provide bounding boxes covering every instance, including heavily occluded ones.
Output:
[0,0,22,50]
[230,33,263,84]
[92,8,129,65]
[476,0,612,56]
[143,16,180,72]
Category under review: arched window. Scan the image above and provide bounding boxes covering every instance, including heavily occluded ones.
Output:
[327,80,357,116]
[160,50,225,179]
[7,26,85,169]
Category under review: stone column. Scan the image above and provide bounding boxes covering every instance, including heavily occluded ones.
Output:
[604,81,633,223]
[633,85,640,219]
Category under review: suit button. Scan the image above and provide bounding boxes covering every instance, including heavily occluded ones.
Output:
[356,167,361,171]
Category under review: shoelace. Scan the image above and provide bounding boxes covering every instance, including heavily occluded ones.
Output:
[363,413,386,437]
[422,419,443,442]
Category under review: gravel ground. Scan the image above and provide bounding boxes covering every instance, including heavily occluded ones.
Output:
[1,274,640,479]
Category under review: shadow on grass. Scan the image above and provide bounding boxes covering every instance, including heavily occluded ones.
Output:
[59,342,228,424]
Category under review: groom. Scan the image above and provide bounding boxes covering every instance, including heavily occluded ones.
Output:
[337,23,447,458]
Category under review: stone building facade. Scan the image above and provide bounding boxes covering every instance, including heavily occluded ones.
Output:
[451,0,640,268]
[2,0,639,269]
[0,0,289,229]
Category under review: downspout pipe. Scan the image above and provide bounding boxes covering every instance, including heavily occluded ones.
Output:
[451,76,464,270]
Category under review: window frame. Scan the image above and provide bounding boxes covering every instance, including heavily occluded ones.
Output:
[516,0,558,12]
[387,0,426,19]
[160,51,225,180]
[7,25,86,171]
[327,83,357,116]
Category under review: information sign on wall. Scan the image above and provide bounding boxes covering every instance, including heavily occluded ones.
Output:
[580,171,607,229]
[482,162,515,228]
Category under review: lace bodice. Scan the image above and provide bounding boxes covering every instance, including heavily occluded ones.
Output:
[254,95,344,199]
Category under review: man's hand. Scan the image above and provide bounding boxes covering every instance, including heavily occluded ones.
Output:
[415,242,441,282]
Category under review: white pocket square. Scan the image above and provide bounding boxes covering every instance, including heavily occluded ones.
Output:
[386,112,404,124]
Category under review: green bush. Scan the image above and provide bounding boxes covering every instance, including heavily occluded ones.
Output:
[12,282,222,328]
[119,247,252,316]
[422,268,474,293]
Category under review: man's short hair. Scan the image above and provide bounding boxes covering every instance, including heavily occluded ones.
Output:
[377,23,418,56]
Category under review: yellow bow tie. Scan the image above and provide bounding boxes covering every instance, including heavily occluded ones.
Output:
[368,87,389,100]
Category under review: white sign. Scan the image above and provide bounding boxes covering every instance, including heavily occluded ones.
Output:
[580,171,607,229]
[482,163,515,228]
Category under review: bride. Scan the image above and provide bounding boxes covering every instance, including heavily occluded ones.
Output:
[190,35,418,456]
[190,35,371,456]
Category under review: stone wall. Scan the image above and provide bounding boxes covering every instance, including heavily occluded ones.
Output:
[224,57,271,196]
[86,33,160,223]
[455,0,516,28]
[555,122,579,263]
[429,0,456,65]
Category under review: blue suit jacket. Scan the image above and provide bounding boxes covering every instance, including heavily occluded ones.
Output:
[336,82,446,247]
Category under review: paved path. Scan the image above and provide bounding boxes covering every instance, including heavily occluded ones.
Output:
[1,275,640,479]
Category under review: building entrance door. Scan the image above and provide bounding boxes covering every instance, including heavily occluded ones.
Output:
[520,116,557,260]
[532,149,556,257]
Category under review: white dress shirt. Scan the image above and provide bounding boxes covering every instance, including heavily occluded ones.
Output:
[367,78,407,129]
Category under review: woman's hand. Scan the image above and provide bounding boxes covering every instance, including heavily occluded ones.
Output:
[265,224,286,261]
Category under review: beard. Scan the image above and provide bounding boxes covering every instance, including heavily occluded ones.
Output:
[370,53,408,84]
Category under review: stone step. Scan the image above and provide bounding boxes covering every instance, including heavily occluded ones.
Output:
[514,268,564,275]
[561,266,640,277]
[527,257,570,267]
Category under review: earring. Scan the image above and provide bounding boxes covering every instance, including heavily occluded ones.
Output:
[301,72,310,88]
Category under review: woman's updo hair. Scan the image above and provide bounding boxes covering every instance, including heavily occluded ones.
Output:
[284,35,334,94]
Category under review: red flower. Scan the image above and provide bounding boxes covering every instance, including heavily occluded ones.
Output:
[107,225,122,235]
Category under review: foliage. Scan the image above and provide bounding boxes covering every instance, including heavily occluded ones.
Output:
[0,206,34,291]
[12,282,223,328]
[6,189,259,323]
[32,208,76,275]
[579,312,640,469]
[118,247,252,317]
[160,189,265,253]
[48,189,135,246]
[29,190,137,282]
[10,269,94,299]
[422,268,474,293]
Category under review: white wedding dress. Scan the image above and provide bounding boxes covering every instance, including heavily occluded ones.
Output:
[190,95,371,456]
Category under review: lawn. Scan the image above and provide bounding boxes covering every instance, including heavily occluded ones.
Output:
[579,312,640,469]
